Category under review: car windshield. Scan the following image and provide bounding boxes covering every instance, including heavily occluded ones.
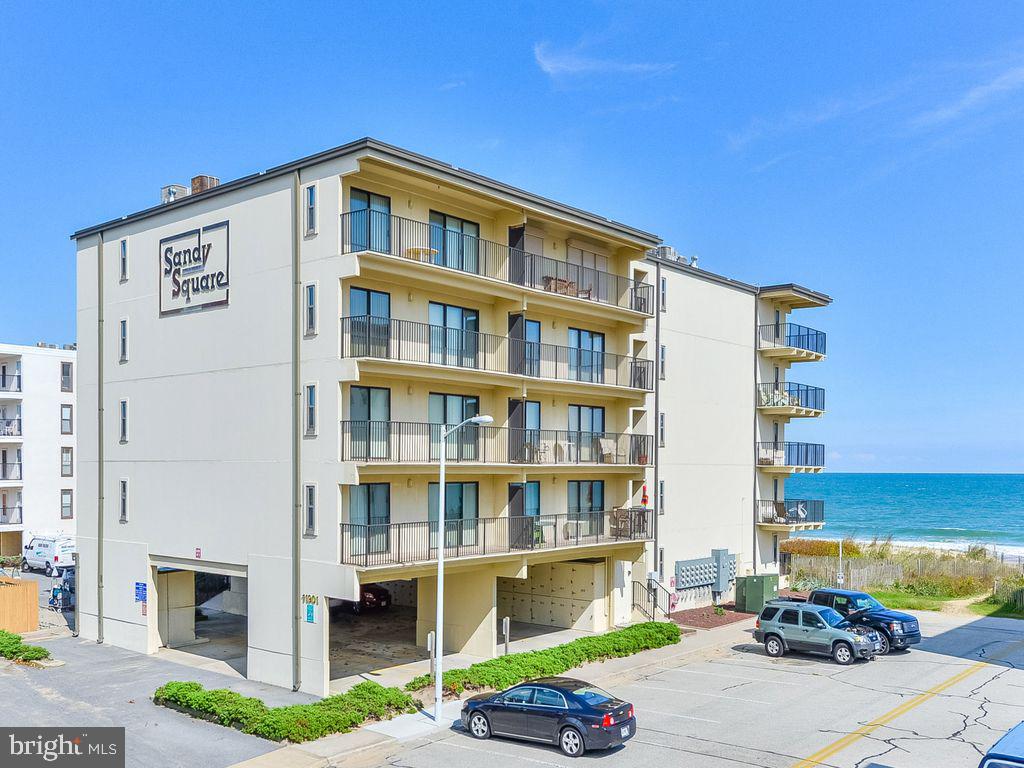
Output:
[819,607,846,627]
[571,685,616,706]
[851,594,883,611]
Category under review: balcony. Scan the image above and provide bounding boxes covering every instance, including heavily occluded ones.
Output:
[340,211,654,316]
[0,463,22,482]
[758,322,826,362]
[0,418,22,438]
[0,506,22,525]
[340,508,653,568]
[340,317,653,394]
[341,421,654,472]
[757,499,825,530]
[757,382,825,417]
[0,375,21,394]
[755,442,825,473]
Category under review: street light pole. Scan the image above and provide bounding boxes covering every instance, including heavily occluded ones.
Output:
[434,413,492,723]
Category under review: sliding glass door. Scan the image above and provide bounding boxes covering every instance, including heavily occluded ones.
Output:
[568,328,605,383]
[429,211,480,273]
[429,302,479,368]
[567,480,604,536]
[349,386,390,460]
[348,483,391,555]
[349,287,391,357]
[428,393,480,461]
[350,189,391,252]
[429,481,479,548]
[568,404,605,463]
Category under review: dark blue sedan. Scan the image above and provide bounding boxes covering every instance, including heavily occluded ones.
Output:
[460,677,635,757]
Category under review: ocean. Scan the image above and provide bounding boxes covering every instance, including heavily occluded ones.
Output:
[785,473,1024,558]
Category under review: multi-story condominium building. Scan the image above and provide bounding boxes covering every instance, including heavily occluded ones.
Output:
[0,342,78,556]
[72,138,828,695]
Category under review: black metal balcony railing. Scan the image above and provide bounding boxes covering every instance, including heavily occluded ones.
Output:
[341,210,654,315]
[0,375,21,393]
[757,499,825,525]
[0,418,22,437]
[340,508,653,567]
[755,441,826,468]
[758,322,827,355]
[757,382,825,411]
[341,421,654,466]
[0,463,22,481]
[0,506,22,525]
[340,316,654,390]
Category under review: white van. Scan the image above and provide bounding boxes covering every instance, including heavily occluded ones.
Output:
[22,535,76,576]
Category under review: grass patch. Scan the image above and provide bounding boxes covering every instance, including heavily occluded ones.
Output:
[868,590,949,612]
[153,680,417,743]
[405,621,681,695]
[968,599,1024,620]
[0,630,50,662]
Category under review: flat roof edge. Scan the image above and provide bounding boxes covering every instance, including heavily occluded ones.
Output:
[647,255,758,294]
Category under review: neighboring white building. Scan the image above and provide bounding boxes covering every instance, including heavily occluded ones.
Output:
[72,138,828,696]
[0,342,78,555]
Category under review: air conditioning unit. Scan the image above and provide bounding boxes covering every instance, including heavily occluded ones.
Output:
[653,245,677,261]
[161,184,190,204]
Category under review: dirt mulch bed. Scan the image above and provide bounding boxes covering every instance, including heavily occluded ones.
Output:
[670,602,756,630]
[778,589,809,600]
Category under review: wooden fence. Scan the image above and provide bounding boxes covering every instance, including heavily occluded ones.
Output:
[790,555,1022,590]
[993,579,1024,612]
[0,577,38,633]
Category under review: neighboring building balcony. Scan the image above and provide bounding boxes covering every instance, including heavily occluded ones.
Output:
[758,322,827,362]
[340,508,653,569]
[0,375,21,395]
[340,316,654,396]
[756,499,825,530]
[0,462,22,483]
[340,211,655,319]
[341,421,654,473]
[756,382,825,417]
[0,506,22,526]
[0,418,22,439]
[755,441,825,474]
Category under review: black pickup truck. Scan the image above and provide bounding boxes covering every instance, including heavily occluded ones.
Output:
[784,588,922,655]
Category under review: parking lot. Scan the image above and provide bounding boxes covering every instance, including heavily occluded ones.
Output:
[375,610,1024,768]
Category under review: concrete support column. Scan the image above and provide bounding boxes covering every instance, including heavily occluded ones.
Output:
[156,569,196,648]
[416,568,496,657]
[221,576,248,616]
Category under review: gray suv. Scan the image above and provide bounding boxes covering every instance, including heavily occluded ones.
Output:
[753,600,881,665]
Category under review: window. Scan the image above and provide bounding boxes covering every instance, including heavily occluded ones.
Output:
[658,480,665,514]
[119,399,129,442]
[61,361,73,392]
[429,481,479,546]
[349,189,391,252]
[305,384,317,436]
[304,185,317,235]
[304,484,317,535]
[659,412,666,447]
[119,239,129,281]
[501,688,534,705]
[119,319,128,362]
[60,404,73,435]
[428,302,479,366]
[533,688,568,708]
[779,609,800,626]
[61,447,73,477]
[119,479,129,523]
[348,483,390,554]
[802,611,826,629]
[660,276,667,311]
[60,489,73,520]
[304,283,317,336]
[567,480,604,535]
[659,344,666,379]
[759,606,780,621]
[811,592,831,607]
[567,327,605,383]
[429,210,480,271]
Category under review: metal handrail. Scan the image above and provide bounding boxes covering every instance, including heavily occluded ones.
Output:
[0,376,21,393]
[340,316,654,390]
[0,418,22,437]
[340,210,654,314]
[340,508,653,567]
[757,499,825,524]
[755,441,826,468]
[0,506,23,525]
[758,322,826,355]
[757,382,825,411]
[0,463,22,481]
[340,421,654,466]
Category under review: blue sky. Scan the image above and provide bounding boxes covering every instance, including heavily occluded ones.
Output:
[1,2,1022,473]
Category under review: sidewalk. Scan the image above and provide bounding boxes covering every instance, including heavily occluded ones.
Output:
[228,618,756,768]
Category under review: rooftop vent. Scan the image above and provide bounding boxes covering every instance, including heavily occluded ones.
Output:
[62,344,77,351]
[161,184,189,204]
[191,175,220,195]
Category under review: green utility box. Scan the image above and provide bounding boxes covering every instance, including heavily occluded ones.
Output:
[734,574,779,613]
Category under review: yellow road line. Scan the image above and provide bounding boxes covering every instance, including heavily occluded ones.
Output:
[793,637,1024,768]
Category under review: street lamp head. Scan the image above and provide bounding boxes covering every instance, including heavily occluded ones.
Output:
[468,415,493,425]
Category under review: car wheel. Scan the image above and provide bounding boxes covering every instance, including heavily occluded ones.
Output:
[876,632,891,655]
[764,635,785,658]
[468,712,490,740]
[351,602,362,615]
[559,727,585,757]
[833,642,854,665]
[20,559,29,572]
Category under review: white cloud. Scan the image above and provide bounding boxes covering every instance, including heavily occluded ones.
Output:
[909,63,1024,128]
[438,80,466,92]
[533,41,674,78]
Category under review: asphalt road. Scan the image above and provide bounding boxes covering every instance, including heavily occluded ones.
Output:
[377,611,1024,768]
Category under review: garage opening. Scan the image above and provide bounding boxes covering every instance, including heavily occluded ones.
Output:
[155,567,248,677]
[328,578,423,687]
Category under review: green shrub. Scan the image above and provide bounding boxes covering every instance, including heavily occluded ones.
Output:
[0,630,50,662]
[153,680,416,743]
[405,621,680,695]
[886,574,986,599]
[780,538,862,558]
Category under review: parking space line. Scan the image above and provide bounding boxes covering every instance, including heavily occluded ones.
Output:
[637,683,771,704]
[638,708,720,724]
[441,740,568,768]
[654,667,801,685]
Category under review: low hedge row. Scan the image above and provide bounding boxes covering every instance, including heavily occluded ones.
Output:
[0,630,50,662]
[153,680,417,743]
[406,621,681,694]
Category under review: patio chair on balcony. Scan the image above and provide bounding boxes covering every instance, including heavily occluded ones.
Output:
[772,502,790,524]
[598,438,624,464]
